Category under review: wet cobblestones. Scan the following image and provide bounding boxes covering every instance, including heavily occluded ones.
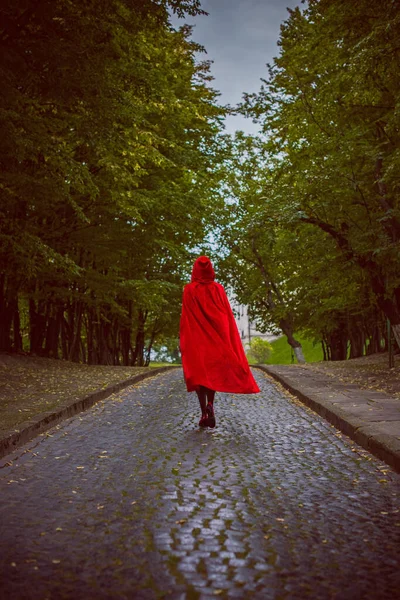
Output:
[0,369,399,599]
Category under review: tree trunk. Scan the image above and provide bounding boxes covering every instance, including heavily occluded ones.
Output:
[349,330,364,359]
[376,295,400,350]
[366,324,381,356]
[111,319,119,365]
[392,323,400,352]
[1,276,25,352]
[80,338,87,364]
[321,339,328,361]
[0,277,22,352]
[86,309,96,365]
[120,328,131,366]
[95,319,113,365]
[45,304,63,359]
[61,317,69,360]
[326,327,348,361]
[144,327,158,367]
[378,320,386,353]
[12,298,23,352]
[133,328,145,366]
[132,309,147,366]
[67,302,75,355]
[68,302,83,362]
[278,317,306,364]
[293,346,306,363]
[29,298,47,354]
[0,318,12,352]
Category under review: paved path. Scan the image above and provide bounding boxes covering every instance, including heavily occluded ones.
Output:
[259,365,400,472]
[1,369,399,599]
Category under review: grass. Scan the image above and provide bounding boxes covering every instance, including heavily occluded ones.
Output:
[150,362,180,368]
[151,340,324,367]
[268,335,323,364]
[248,335,324,365]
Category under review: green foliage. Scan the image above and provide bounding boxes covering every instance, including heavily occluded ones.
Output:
[151,337,182,364]
[4,0,400,363]
[266,336,324,365]
[246,337,272,364]
[216,0,400,360]
[0,0,225,362]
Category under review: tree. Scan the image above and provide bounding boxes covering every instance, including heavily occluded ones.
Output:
[247,337,272,364]
[236,0,400,354]
[0,0,225,362]
[215,133,308,363]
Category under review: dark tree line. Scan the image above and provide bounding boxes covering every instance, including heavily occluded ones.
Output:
[0,0,224,364]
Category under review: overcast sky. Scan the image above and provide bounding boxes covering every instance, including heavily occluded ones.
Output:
[172,0,302,133]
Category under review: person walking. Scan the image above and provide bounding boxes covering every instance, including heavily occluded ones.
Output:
[179,256,260,428]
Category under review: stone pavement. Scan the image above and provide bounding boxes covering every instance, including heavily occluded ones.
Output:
[257,365,400,474]
[0,368,399,599]
[0,366,177,460]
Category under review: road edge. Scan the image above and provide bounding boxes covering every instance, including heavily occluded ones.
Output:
[0,366,179,460]
[254,365,400,474]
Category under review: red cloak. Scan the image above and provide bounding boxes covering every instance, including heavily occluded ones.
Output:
[179,256,260,394]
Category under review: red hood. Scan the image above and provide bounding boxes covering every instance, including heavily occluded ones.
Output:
[191,256,215,283]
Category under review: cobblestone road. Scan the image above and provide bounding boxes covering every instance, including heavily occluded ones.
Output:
[1,369,400,600]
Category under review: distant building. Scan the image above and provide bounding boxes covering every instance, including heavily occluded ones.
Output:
[230,299,279,350]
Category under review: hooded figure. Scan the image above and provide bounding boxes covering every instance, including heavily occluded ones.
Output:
[179,256,260,427]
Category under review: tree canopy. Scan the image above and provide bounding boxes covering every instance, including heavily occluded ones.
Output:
[2,0,399,364]
[216,0,400,360]
[0,0,224,364]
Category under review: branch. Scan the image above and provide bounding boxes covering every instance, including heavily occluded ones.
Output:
[299,215,353,258]
[299,214,381,276]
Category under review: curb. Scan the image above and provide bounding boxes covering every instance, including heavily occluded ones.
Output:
[254,365,400,474]
[0,366,179,460]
